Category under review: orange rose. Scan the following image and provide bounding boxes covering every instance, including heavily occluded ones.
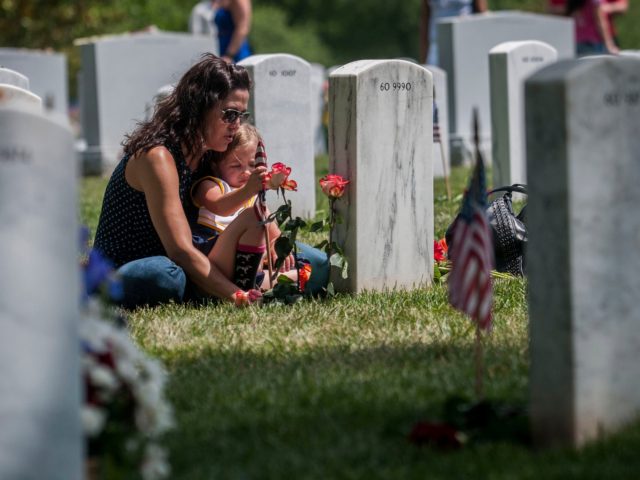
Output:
[264,162,295,190]
[319,174,350,199]
[282,179,297,191]
[299,263,312,292]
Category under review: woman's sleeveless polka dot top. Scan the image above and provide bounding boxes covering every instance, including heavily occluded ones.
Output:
[94,143,198,267]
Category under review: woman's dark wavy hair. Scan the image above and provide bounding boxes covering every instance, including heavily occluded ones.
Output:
[122,53,252,159]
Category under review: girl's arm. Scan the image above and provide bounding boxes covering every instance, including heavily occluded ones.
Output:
[223,0,252,62]
[126,146,252,302]
[194,166,266,216]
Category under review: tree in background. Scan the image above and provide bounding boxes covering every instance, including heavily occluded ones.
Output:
[1,0,639,102]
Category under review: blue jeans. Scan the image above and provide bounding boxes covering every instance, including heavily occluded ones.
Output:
[117,243,329,308]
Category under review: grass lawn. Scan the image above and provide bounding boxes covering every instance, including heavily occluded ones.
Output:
[81,158,640,479]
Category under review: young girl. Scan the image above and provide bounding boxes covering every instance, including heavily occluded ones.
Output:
[191,123,295,290]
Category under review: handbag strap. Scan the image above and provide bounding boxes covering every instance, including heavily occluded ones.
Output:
[489,183,527,196]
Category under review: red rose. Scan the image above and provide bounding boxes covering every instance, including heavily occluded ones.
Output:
[319,174,350,199]
[434,238,448,262]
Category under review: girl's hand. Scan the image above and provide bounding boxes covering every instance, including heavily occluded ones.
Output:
[245,166,267,194]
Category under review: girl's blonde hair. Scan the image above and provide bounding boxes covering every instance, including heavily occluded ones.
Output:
[227,123,261,152]
[208,123,262,175]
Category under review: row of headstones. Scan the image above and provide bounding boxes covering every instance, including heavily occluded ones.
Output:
[0,36,570,201]
[0,11,586,178]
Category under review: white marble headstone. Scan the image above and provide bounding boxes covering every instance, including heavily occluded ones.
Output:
[310,63,327,156]
[424,65,450,178]
[77,31,215,174]
[329,60,434,292]
[490,40,557,187]
[0,67,29,90]
[437,11,574,155]
[0,48,67,114]
[239,54,316,218]
[189,0,218,41]
[526,56,640,447]
[0,105,81,478]
[0,84,42,112]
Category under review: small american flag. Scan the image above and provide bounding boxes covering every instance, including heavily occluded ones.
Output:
[448,113,493,330]
[255,140,267,168]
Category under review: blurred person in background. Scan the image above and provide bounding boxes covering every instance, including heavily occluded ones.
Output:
[420,0,489,65]
[565,0,622,55]
[547,0,627,52]
[213,0,253,63]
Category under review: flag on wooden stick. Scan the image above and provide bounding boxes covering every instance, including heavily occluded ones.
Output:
[448,110,493,330]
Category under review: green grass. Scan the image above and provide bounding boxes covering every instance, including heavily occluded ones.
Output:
[82,161,640,479]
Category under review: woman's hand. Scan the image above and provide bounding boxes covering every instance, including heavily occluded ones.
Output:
[279,253,295,272]
[233,289,262,306]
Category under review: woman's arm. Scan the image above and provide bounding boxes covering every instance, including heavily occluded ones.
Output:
[474,0,489,13]
[594,1,619,53]
[223,0,252,62]
[601,0,627,14]
[126,146,247,301]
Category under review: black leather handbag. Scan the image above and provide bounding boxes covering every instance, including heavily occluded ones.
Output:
[486,184,527,276]
[446,184,528,276]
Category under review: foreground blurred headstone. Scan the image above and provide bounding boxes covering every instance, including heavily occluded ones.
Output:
[77,31,215,174]
[329,60,433,292]
[0,102,81,478]
[0,48,67,114]
[239,54,316,218]
[0,84,42,112]
[527,56,640,447]
[438,11,573,161]
[490,40,557,187]
[0,67,29,90]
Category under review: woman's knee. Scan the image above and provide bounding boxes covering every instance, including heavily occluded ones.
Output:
[117,256,187,308]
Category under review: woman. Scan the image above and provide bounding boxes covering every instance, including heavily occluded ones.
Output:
[213,0,253,63]
[94,54,267,308]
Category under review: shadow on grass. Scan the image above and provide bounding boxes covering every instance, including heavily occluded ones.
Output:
[161,341,640,479]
